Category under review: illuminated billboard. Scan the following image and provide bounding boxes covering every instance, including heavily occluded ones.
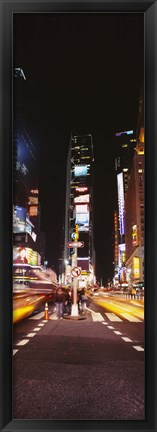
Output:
[78,226,89,232]
[115,130,134,137]
[75,204,88,213]
[28,196,38,205]
[132,225,138,247]
[74,165,87,177]
[13,206,27,233]
[75,187,88,192]
[74,194,89,203]
[75,213,89,226]
[13,246,39,266]
[133,257,140,279]
[29,206,38,216]
[117,173,125,235]
[118,243,126,267]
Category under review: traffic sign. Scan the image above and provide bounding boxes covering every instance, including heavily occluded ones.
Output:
[71,267,81,277]
[68,241,84,248]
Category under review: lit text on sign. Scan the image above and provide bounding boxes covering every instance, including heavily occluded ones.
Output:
[68,241,84,248]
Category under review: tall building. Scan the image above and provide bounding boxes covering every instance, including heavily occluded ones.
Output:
[115,130,137,197]
[115,130,137,284]
[13,68,45,271]
[64,134,95,288]
[125,141,144,283]
[125,87,144,284]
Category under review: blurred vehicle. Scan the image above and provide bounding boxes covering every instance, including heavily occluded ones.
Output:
[93,291,99,296]
[13,264,58,295]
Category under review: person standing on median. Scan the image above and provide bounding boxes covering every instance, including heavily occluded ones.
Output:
[55,287,64,318]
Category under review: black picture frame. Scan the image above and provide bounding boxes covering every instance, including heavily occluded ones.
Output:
[0,0,157,431]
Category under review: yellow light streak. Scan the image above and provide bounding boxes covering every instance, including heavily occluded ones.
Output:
[93,296,144,321]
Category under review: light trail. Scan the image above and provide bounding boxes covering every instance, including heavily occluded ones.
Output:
[92,294,144,321]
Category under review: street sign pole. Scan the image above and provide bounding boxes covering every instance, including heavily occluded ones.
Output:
[71,246,79,317]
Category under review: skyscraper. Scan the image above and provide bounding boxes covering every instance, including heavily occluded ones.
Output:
[115,130,137,284]
[125,141,144,283]
[13,68,45,268]
[64,134,95,288]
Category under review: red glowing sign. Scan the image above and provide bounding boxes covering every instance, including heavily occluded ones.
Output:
[75,187,88,192]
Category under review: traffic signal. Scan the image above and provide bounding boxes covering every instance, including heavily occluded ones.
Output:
[74,224,79,241]
[75,224,79,234]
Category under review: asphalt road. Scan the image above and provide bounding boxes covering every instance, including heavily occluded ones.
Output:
[13,298,144,420]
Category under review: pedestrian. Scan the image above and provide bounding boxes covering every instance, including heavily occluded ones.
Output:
[55,287,64,318]
[65,288,72,315]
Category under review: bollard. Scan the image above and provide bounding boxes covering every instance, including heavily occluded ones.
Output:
[44,302,49,320]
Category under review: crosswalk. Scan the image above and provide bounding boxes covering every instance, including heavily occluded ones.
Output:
[89,310,143,323]
[28,309,143,323]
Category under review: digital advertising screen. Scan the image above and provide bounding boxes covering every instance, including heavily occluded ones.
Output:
[74,165,87,177]
[13,246,39,266]
[75,213,89,226]
[117,172,125,236]
[13,206,27,233]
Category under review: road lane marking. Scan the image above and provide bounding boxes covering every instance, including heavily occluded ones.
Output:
[133,345,144,351]
[101,322,107,325]
[107,326,115,329]
[29,312,44,320]
[42,320,48,323]
[114,331,122,335]
[38,323,44,326]
[91,312,104,322]
[120,313,141,322]
[17,339,29,346]
[122,337,132,342]
[26,333,36,337]
[13,349,18,355]
[105,313,122,322]
[33,327,41,331]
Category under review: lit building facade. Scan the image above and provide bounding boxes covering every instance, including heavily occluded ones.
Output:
[113,210,119,284]
[125,140,144,283]
[115,130,136,284]
[64,134,95,287]
[13,68,45,274]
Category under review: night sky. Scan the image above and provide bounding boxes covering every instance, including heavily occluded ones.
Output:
[13,13,144,284]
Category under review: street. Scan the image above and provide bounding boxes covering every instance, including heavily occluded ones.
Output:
[13,294,144,420]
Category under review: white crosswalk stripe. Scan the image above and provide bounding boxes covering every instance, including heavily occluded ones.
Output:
[105,313,122,322]
[91,312,104,322]
[122,337,132,342]
[133,345,144,352]
[26,333,36,337]
[119,313,141,322]
[29,311,44,320]
[17,339,29,346]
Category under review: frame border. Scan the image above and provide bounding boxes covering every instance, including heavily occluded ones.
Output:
[0,1,157,432]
